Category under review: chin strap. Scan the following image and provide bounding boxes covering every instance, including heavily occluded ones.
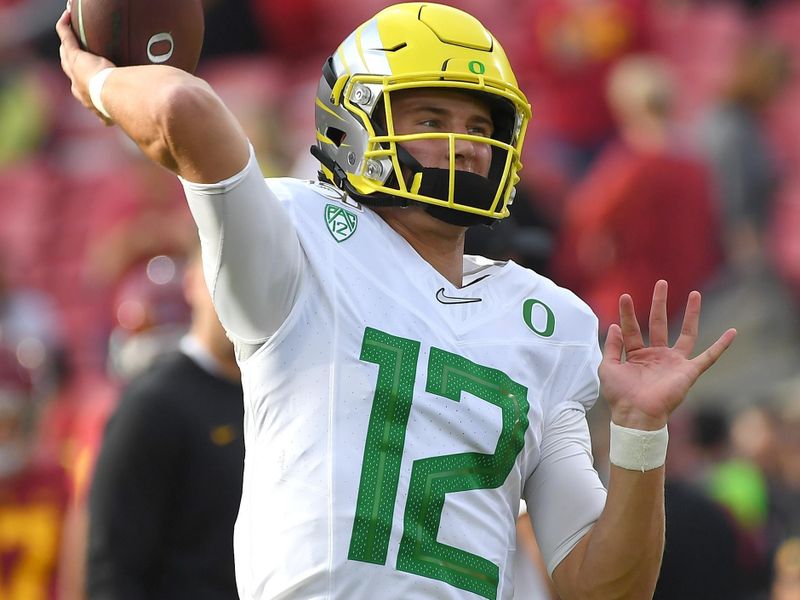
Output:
[309,145,351,190]
[414,168,501,226]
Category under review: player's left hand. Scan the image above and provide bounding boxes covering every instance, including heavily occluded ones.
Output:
[599,280,736,431]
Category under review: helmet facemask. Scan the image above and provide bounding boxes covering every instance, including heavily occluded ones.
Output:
[311,3,531,227]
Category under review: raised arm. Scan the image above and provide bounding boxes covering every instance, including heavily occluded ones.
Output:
[56,9,303,345]
[552,281,736,599]
[55,10,248,183]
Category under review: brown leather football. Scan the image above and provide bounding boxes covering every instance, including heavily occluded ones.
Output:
[69,0,204,73]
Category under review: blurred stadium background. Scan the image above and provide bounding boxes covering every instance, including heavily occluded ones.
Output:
[2,0,800,597]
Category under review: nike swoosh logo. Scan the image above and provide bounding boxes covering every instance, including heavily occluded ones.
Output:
[436,288,483,305]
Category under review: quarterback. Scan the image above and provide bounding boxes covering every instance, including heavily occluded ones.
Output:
[57,3,735,599]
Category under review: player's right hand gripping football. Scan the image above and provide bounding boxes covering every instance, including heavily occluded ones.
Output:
[56,9,115,123]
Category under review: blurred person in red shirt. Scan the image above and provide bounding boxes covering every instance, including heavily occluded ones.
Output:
[0,345,71,599]
[513,0,653,221]
[552,54,722,330]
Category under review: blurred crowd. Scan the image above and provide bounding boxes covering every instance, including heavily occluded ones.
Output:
[2,0,800,598]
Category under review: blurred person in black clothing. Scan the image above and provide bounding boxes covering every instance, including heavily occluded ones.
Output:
[86,248,244,599]
[653,406,769,600]
[655,478,758,600]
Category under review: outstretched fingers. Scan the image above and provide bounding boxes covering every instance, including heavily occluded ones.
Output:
[691,328,737,376]
[649,280,669,347]
[674,290,702,356]
[602,323,624,365]
[618,293,644,353]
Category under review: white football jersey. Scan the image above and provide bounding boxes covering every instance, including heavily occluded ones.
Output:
[182,153,606,600]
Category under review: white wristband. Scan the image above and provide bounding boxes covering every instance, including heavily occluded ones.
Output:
[88,67,115,120]
[609,421,668,472]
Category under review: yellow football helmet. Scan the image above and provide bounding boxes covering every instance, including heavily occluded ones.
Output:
[312,2,531,225]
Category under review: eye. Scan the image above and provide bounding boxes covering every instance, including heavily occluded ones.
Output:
[419,119,440,129]
[468,126,491,137]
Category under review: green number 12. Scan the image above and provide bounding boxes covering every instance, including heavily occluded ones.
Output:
[348,327,530,600]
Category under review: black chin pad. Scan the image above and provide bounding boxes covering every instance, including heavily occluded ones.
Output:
[416,169,502,226]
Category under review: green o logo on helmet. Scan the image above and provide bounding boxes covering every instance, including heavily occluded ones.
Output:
[468,60,486,75]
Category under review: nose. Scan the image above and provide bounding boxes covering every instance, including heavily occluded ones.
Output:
[450,135,489,175]
[448,138,478,171]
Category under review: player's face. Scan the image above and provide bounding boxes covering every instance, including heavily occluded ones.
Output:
[389,89,494,178]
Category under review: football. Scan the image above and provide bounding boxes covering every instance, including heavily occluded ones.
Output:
[68,0,205,73]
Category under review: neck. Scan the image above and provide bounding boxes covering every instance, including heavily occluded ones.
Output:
[374,206,466,287]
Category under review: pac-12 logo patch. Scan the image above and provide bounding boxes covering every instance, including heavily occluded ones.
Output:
[325,204,358,243]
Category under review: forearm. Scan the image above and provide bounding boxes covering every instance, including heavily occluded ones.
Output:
[552,409,667,598]
[554,466,665,599]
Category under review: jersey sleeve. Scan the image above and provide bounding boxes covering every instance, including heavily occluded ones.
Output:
[522,344,607,576]
[180,145,305,345]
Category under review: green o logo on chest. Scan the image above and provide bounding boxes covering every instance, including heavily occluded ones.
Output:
[523,299,556,337]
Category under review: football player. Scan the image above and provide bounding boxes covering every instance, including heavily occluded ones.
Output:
[56,3,736,599]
